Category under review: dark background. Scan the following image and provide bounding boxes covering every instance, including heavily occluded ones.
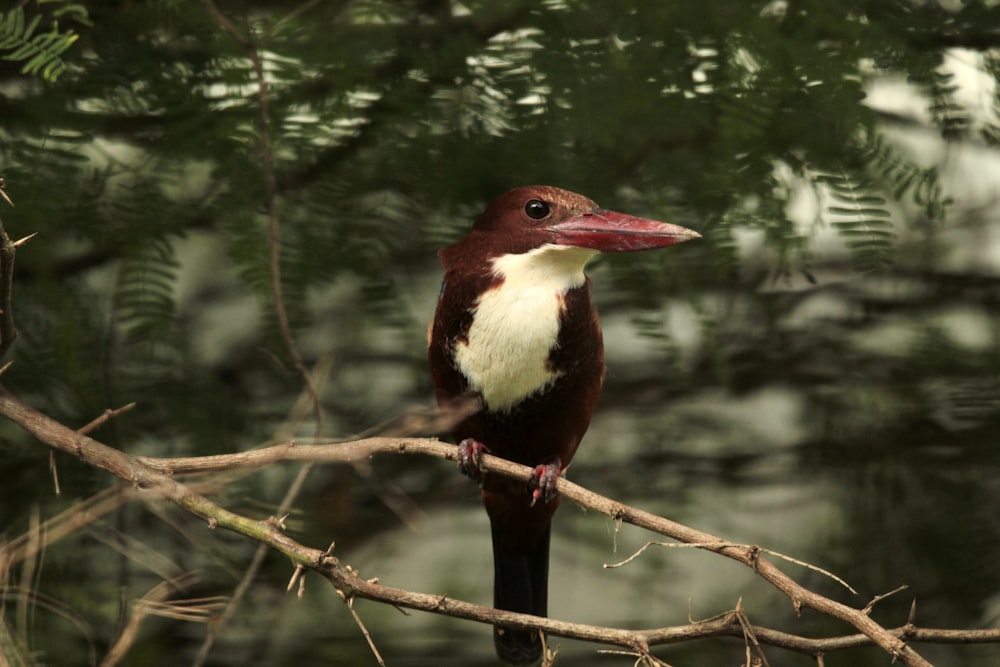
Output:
[1,1,999,665]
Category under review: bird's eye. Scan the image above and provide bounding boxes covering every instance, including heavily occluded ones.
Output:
[524,199,550,220]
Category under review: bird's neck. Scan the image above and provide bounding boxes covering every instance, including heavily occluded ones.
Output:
[452,245,598,412]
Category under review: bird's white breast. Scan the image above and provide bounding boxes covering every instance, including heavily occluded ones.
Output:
[454,244,597,412]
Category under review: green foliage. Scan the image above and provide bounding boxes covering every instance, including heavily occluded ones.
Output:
[981,52,1000,146]
[0,3,87,81]
[865,132,948,221]
[114,235,180,346]
[2,1,1000,664]
[815,167,895,271]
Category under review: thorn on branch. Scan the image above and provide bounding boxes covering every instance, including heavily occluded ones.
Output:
[49,450,61,496]
[0,178,12,207]
[539,632,558,666]
[315,541,337,568]
[287,564,306,594]
[11,233,36,248]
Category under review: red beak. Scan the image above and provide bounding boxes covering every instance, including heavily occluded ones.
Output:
[548,210,701,253]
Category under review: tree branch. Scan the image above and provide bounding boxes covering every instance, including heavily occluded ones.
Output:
[4,387,995,664]
[0,186,19,361]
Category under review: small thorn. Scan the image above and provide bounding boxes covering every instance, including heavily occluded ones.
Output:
[12,232,37,248]
[287,564,305,593]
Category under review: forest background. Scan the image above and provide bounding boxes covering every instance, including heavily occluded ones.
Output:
[2,1,1000,665]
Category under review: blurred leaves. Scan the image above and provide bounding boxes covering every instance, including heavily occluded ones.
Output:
[2,0,1000,665]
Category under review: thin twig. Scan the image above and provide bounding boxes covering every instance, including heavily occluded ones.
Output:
[734,597,771,667]
[102,573,209,667]
[344,595,386,666]
[607,541,858,595]
[604,540,734,568]
[0,586,96,665]
[199,0,322,416]
[16,506,41,652]
[47,402,138,495]
[759,547,858,596]
[48,450,61,496]
[265,0,324,37]
[863,585,910,615]
[77,403,137,437]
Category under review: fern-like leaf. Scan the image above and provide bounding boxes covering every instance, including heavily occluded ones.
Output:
[0,7,80,81]
[925,68,970,140]
[981,52,1000,146]
[864,132,948,222]
[814,169,895,271]
[114,236,180,346]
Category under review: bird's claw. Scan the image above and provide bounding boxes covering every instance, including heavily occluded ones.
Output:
[457,438,488,484]
[529,459,562,507]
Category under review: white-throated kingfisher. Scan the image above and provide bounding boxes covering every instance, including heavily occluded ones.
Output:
[428,186,699,664]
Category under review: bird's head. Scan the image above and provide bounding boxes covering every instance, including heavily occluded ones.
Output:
[448,185,700,263]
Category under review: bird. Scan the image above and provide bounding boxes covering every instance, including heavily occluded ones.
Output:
[428,185,700,664]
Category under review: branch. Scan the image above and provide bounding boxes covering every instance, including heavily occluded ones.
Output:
[0,185,19,361]
[129,436,941,663]
[2,388,988,664]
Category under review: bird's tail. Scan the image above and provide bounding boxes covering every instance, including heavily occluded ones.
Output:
[491,523,550,665]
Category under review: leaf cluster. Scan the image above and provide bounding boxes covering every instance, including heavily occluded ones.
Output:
[0,3,88,81]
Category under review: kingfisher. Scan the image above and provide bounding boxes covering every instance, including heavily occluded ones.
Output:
[428,185,700,664]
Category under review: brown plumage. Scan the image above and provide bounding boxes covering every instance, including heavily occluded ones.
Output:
[428,186,699,664]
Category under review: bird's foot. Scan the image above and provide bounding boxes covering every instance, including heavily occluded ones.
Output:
[529,458,562,507]
[457,438,488,484]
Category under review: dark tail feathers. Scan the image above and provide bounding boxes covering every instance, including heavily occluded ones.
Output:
[491,524,550,665]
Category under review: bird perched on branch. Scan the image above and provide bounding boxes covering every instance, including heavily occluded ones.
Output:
[428,185,699,664]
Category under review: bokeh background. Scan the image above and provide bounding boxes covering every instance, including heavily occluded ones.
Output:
[2,1,1000,665]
